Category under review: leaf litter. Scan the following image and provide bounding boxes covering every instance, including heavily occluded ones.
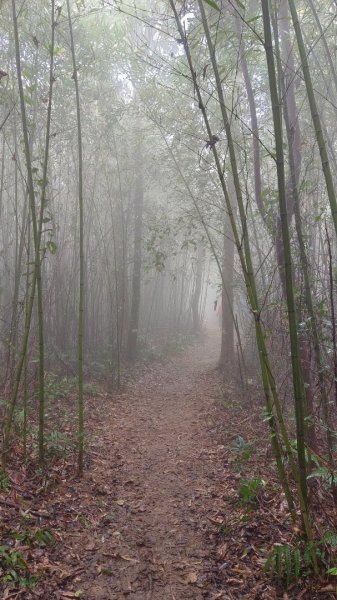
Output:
[0,330,337,598]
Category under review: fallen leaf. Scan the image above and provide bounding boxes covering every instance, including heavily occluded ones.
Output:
[208,516,225,525]
[217,543,227,559]
[319,585,336,593]
[185,572,198,584]
[85,541,96,551]
[120,555,140,563]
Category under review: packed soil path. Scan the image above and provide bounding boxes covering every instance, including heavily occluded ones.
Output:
[77,329,222,600]
[29,327,233,600]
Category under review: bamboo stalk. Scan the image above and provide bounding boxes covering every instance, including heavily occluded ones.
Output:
[262,0,316,561]
[66,0,85,475]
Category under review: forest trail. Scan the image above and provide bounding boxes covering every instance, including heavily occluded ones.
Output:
[79,328,222,600]
[45,327,231,600]
[4,330,330,599]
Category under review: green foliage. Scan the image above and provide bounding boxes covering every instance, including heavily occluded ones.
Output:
[0,545,28,586]
[145,231,168,272]
[45,373,77,399]
[46,240,57,254]
[264,543,303,588]
[231,435,255,461]
[82,381,101,396]
[45,373,100,400]
[238,477,265,505]
[264,536,337,589]
[44,429,75,458]
[307,465,337,490]
[202,0,220,10]
[27,422,76,463]
[262,408,273,423]
[0,470,10,491]
[11,528,54,546]
[322,531,337,547]
[13,408,29,437]
[78,513,90,527]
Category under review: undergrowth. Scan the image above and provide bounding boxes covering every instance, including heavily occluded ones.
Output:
[264,531,337,591]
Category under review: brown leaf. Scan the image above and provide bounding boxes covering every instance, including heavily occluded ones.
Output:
[120,555,140,563]
[208,516,225,525]
[319,585,336,593]
[217,543,228,559]
[184,572,198,584]
[84,541,96,551]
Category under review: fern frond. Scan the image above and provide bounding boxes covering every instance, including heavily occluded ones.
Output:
[293,547,300,586]
[284,544,291,588]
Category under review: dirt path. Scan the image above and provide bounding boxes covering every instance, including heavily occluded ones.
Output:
[38,329,225,600]
[78,330,222,600]
[3,330,336,599]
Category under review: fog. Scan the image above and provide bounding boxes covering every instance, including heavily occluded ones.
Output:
[1,2,337,579]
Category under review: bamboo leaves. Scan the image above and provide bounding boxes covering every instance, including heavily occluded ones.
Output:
[202,0,220,11]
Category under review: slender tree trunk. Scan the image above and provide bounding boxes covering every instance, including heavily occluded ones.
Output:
[288,0,337,241]
[126,153,144,362]
[236,17,265,224]
[262,0,315,554]
[2,0,54,468]
[67,0,85,475]
[191,245,205,333]
[218,220,234,368]
[326,226,337,409]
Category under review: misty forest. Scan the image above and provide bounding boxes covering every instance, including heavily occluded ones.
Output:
[4,0,337,598]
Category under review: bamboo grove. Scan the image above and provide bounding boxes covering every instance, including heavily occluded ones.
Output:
[2,0,337,568]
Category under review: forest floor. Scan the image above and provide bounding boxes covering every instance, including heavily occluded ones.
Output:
[1,328,337,599]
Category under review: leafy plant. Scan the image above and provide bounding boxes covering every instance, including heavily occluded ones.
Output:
[11,528,54,546]
[322,531,337,547]
[264,540,325,589]
[307,465,337,489]
[78,513,90,527]
[83,381,101,396]
[45,373,77,400]
[0,545,27,585]
[264,543,301,588]
[44,429,75,458]
[238,477,265,505]
[0,470,10,491]
[45,373,100,400]
[231,435,255,461]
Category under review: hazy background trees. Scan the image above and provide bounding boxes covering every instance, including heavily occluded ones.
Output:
[2,0,337,547]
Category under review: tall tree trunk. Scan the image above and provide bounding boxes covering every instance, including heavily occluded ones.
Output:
[288,0,337,241]
[67,0,85,475]
[236,17,265,224]
[262,0,315,554]
[2,0,54,468]
[126,153,144,362]
[191,245,205,332]
[218,218,234,368]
